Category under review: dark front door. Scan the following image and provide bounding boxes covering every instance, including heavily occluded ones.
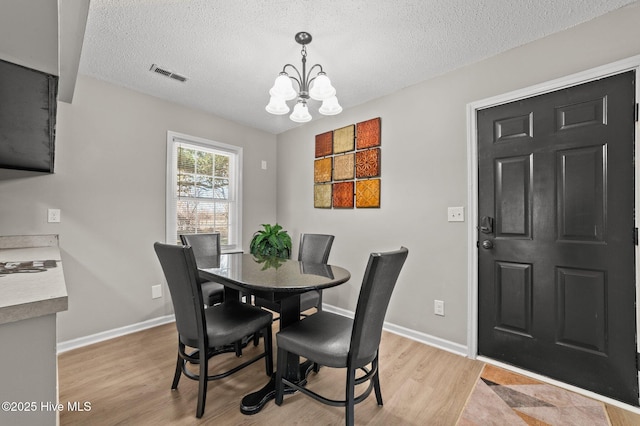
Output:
[477,71,638,405]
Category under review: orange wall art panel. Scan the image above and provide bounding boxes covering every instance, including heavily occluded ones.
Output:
[356,117,381,149]
[356,179,381,208]
[315,131,333,158]
[332,181,354,208]
[314,157,332,183]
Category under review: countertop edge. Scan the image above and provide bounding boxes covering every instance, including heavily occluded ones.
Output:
[0,238,69,326]
[0,296,68,325]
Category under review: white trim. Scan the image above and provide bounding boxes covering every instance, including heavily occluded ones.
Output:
[466,55,640,400]
[56,314,175,354]
[165,131,243,250]
[322,304,468,357]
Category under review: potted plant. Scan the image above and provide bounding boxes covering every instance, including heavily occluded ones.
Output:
[249,223,292,259]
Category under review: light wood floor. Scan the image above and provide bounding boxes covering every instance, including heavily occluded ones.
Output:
[58,322,640,425]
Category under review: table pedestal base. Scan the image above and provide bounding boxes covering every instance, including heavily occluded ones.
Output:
[240,360,315,415]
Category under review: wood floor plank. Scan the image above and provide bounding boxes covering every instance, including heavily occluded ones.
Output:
[606,404,640,426]
[58,322,640,425]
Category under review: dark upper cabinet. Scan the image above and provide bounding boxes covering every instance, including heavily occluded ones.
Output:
[0,59,58,173]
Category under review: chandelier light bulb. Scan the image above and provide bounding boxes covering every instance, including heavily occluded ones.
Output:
[290,101,312,123]
[269,73,297,101]
[318,96,342,116]
[265,95,290,115]
[309,73,336,101]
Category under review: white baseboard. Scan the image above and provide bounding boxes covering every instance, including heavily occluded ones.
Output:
[56,314,175,354]
[322,304,468,357]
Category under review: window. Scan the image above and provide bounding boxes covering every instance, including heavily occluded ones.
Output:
[166,131,242,251]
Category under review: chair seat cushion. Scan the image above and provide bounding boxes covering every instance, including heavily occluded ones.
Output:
[201,280,224,305]
[299,290,320,312]
[277,311,356,368]
[201,280,224,297]
[180,301,272,348]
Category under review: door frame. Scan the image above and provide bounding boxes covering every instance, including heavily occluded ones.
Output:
[466,55,640,380]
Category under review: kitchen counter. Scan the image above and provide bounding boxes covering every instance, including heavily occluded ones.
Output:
[0,235,68,426]
[0,243,68,325]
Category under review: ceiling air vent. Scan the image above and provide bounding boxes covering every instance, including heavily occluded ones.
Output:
[149,64,187,83]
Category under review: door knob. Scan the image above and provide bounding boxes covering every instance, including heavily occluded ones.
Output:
[481,240,494,249]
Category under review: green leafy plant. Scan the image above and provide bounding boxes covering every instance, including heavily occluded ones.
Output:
[249,223,292,259]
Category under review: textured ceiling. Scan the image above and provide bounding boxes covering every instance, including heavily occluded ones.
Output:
[79,0,637,135]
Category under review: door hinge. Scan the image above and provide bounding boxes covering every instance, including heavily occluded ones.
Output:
[634,228,639,245]
[637,352,640,370]
[636,103,639,122]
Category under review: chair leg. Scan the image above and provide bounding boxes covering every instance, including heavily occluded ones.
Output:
[171,353,182,389]
[346,368,356,426]
[372,356,383,406]
[275,347,287,405]
[264,323,273,376]
[195,352,208,418]
[234,341,242,357]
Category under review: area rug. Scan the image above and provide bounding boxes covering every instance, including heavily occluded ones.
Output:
[457,364,609,425]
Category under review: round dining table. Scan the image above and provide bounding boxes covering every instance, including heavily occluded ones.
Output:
[199,252,351,414]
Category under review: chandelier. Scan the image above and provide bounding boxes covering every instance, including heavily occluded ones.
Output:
[265,32,342,123]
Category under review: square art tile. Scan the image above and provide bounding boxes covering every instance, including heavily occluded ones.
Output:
[315,131,333,158]
[314,157,332,183]
[356,148,381,178]
[333,153,355,181]
[356,117,381,149]
[356,179,380,208]
[333,125,355,154]
[314,184,332,208]
[332,181,354,208]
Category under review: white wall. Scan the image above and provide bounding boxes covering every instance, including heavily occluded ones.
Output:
[276,2,640,346]
[0,0,58,75]
[0,75,277,342]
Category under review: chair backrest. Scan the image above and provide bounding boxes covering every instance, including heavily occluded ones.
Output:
[154,242,206,349]
[180,233,221,269]
[298,233,334,264]
[349,247,408,367]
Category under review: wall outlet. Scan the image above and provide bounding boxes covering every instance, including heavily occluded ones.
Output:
[261,160,267,170]
[47,209,61,223]
[151,285,162,299]
[447,206,464,222]
[434,299,445,316]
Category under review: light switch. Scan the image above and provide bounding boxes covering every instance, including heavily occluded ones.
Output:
[152,285,162,299]
[447,206,464,222]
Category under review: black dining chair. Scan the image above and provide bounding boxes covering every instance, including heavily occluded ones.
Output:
[180,233,225,307]
[255,233,335,317]
[154,242,273,418]
[274,247,408,426]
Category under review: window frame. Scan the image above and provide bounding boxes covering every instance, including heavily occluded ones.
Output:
[166,131,243,252]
